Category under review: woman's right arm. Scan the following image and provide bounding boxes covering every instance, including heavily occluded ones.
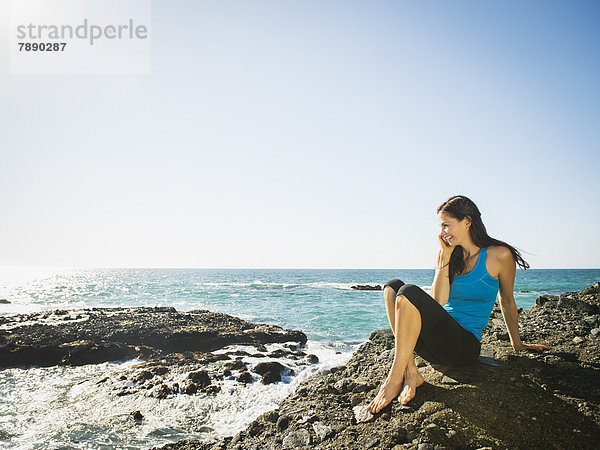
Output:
[431,234,452,305]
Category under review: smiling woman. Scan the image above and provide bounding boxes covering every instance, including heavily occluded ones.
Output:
[437,196,530,284]
[368,195,549,414]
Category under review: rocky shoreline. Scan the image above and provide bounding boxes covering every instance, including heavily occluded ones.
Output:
[0,307,317,403]
[0,307,308,368]
[159,283,600,449]
[2,284,599,448]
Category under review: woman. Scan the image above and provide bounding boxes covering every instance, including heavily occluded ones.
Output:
[367,195,549,414]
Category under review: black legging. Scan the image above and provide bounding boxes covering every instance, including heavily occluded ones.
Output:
[384,279,481,366]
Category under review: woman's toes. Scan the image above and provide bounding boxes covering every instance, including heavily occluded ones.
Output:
[367,392,381,413]
[398,372,423,405]
[399,385,414,404]
[373,400,381,414]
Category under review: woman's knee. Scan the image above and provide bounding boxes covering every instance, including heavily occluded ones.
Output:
[394,291,421,315]
[396,284,422,302]
[384,279,405,294]
[383,285,396,300]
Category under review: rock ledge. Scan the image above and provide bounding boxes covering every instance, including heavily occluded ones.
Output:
[160,283,600,449]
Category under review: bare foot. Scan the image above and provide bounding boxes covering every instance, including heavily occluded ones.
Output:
[398,369,424,405]
[367,372,404,414]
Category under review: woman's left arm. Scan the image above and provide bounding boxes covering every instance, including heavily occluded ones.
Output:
[497,248,550,352]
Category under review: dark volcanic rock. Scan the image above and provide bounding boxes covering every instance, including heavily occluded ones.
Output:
[276,414,291,432]
[306,354,319,364]
[188,370,211,388]
[351,284,382,291]
[236,371,253,384]
[267,349,287,358]
[0,307,307,368]
[223,360,246,371]
[183,383,197,395]
[253,361,285,375]
[162,283,600,449]
[261,370,281,385]
[204,385,220,395]
[152,384,172,399]
[136,370,155,383]
[0,299,10,304]
[254,361,287,384]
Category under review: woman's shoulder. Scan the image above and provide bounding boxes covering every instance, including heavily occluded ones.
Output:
[486,245,513,260]
[485,245,515,279]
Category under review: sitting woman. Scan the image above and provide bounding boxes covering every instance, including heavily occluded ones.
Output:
[368,195,549,413]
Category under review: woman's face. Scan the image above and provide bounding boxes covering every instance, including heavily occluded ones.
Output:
[438,211,471,246]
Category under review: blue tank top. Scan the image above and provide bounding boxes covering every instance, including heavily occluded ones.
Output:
[443,247,499,341]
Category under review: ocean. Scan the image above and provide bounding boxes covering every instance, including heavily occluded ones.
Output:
[1,268,598,449]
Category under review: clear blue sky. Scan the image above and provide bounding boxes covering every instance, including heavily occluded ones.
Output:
[1,0,598,269]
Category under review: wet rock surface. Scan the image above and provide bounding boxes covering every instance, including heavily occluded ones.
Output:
[0,307,322,409]
[351,285,382,291]
[0,307,307,368]
[160,283,600,449]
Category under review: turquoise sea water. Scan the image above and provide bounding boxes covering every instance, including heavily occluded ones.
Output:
[1,268,599,344]
[0,268,598,448]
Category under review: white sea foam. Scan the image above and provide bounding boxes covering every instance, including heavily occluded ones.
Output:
[0,340,357,449]
[0,359,146,448]
[305,281,356,290]
[193,281,302,289]
[208,340,357,437]
[192,280,395,291]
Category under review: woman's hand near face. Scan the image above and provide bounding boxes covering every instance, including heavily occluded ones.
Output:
[437,232,454,263]
[432,233,452,305]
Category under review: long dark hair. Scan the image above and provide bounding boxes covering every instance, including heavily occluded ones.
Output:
[437,195,529,284]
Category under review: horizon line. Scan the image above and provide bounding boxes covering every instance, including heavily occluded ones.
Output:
[1,265,599,271]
